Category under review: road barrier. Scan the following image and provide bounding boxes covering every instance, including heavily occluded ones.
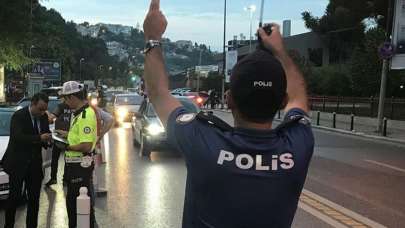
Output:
[77,187,90,228]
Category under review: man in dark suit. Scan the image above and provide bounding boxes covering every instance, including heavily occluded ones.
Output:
[2,93,52,228]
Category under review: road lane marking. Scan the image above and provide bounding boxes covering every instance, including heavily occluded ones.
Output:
[299,202,348,228]
[299,189,386,228]
[364,160,405,173]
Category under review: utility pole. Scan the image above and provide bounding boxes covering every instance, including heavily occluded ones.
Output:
[377,0,394,132]
[221,0,227,108]
[197,49,202,92]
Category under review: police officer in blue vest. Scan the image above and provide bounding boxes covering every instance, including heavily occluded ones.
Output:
[143,1,314,227]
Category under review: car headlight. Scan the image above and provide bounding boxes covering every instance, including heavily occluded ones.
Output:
[116,108,129,118]
[146,124,165,136]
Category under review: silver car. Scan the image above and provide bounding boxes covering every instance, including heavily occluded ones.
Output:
[131,96,200,157]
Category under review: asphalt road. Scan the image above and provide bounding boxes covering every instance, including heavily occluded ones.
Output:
[0,110,404,228]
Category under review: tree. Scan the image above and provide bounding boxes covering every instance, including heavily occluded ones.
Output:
[0,0,34,70]
[302,0,388,64]
[350,28,385,96]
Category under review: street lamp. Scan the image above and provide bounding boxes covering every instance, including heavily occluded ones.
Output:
[244,5,256,53]
[221,0,227,109]
[79,58,85,81]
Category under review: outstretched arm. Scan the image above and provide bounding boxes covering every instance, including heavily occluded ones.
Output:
[258,24,309,114]
[143,0,181,127]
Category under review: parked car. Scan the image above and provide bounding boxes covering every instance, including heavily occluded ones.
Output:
[0,107,53,200]
[113,94,144,123]
[41,86,63,97]
[131,96,201,157]
[171,87,192,96]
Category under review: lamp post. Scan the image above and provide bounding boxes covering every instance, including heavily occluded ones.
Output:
[79,58,85,82]
[197,49,203,92]
[221,0,227,109]
[244,5,256,53]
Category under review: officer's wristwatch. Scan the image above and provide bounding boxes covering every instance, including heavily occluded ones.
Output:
[144,40,162,54]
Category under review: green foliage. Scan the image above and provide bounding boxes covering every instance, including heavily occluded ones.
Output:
[350,28,385,96]
[0,0,32,69]
[309,65,352,96]
[201,72,223,92]
[302,0,388,64]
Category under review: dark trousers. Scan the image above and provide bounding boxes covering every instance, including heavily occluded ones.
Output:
[65,163,95,228]
[50,146,65,181]
[4,162,43,228]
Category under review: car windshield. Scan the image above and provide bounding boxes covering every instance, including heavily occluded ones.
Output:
[0,111,13,136]
[115,96,143,105]
[146,98,199,117]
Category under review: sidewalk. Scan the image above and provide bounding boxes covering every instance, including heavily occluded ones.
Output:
[207,107,405,144]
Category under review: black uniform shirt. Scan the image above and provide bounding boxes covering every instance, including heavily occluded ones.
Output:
[52,102,73,131]
[167,107,314,228]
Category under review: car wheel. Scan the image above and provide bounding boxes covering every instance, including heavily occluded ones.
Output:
[139,133,151,157]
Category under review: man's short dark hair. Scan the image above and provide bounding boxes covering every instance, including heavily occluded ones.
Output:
[230,49,287,124]
[31,92,49,104]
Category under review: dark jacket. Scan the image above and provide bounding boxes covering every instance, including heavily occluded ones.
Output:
[2,106,50,179]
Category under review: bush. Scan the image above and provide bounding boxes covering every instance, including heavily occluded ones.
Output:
[309,65,352,96]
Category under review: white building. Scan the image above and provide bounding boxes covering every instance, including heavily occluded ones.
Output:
[175,40,193,51]
[106,41,129,61]
[195,65,219,78]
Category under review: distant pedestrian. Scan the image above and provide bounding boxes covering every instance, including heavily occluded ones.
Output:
[45,97,72,187]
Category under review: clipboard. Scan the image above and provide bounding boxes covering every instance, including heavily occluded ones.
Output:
[52,133,68,145]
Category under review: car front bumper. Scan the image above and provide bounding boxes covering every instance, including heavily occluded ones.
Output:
[145,134,173,151]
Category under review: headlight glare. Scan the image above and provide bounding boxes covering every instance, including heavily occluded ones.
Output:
[147,124,164,135]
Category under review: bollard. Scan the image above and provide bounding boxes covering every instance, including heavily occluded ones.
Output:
[77,187,90,228]
[93,149,107,197]
[390,97,395,120]
[278,110,281,120]
[316,111,320,126]
[332,112,336,128]
[336,96,340,113]
[350,114,354,131]
[383,118,388,137]
[352,97,356,115]
[322,96,326,112]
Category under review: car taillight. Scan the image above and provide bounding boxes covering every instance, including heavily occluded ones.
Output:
[187,95,196,99]
[196,97,203,104]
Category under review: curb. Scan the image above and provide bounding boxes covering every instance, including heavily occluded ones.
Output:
[211,109,405,147]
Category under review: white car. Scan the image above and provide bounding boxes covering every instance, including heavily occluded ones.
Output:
[0,107,52,200]
[113,94,144,123]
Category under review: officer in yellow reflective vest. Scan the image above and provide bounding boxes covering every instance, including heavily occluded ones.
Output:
[58,81,97,228]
